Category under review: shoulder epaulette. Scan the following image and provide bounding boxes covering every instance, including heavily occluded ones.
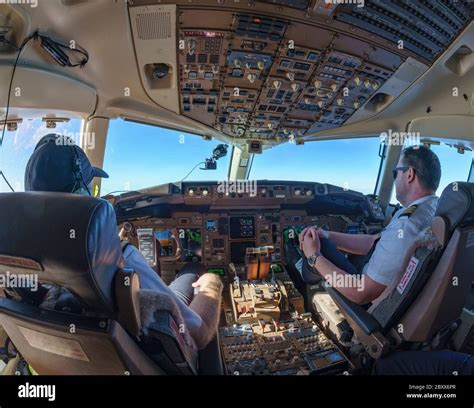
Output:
[399,204,418,218]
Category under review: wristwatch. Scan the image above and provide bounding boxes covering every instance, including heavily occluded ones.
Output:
[307,251,322,268]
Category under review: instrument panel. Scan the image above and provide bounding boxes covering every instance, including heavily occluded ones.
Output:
[116,181,384,284]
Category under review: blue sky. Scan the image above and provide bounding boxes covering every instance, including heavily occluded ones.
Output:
[1,118,472,203]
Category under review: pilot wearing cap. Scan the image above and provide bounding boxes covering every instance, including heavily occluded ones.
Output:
[24,134,223,350]
[299,145,441,305]
[25,133,109,195]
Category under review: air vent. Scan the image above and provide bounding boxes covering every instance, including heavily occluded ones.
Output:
[136,12,171,40]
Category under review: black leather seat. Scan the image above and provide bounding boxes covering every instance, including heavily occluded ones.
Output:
[324,182,474,360]
[0,192,222,375]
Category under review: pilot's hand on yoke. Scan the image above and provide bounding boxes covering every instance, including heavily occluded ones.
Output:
[301,228,321,258]
[192,273,223,296]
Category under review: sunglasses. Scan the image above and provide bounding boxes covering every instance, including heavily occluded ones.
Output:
[392,166,411,179]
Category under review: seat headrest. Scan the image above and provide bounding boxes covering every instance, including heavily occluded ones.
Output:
[435,182,474,234]
[0,192,123,313]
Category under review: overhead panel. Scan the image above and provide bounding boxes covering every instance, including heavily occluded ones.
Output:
[129,0,472,144]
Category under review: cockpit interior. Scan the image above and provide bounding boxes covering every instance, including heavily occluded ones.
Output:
[0,0,474,379]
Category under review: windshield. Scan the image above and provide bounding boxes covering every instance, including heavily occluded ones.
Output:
[100,119,231,195]
[102,122,382,195]
[249,137,382,194]
[0,118,83,192]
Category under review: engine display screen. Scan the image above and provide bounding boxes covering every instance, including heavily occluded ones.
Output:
[177,228,202,262]
[229,216,255,239]
[230,241,256,264]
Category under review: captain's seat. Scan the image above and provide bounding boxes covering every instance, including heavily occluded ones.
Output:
[0,192,222,375]
[314,182,474,362]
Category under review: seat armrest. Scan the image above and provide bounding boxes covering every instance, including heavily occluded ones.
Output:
[326,286,381,335]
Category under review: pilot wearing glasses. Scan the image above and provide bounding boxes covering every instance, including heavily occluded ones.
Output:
[299,145,441,305]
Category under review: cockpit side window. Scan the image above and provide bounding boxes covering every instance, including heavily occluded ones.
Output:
[0,118,83,192]
[389,142,473,205]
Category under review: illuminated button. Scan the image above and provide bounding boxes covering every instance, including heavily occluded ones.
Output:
[317,100,324,108]
[294,188,302,196]
[273,80,282,89]
[353,101,360,109]
[261,188,267,195]
[247,73,257,83]
[202,189,209,196]
[183,64,191,73]
[291,82,299,92]
[364,79,371,88]
[330,83,337,91]
[188,189,195,196]
[372,81,379,90]
[212,65,220,74]
[354,76,361,85]
[257,60,265,70]
[305,190,312,196]
[286,72,295,81]
[304,97,311,104]
[314,80,322,89]
[198,65,205,73]
[234,59,241,68]
[336,98,343,105]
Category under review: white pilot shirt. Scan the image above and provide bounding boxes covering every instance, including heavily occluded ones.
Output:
[362,195,438,286]
[122,244,204,343]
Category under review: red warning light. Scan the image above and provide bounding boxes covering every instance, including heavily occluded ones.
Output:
[253,18,261,23]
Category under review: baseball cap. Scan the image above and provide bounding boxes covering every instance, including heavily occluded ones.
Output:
[25,134,109,192]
